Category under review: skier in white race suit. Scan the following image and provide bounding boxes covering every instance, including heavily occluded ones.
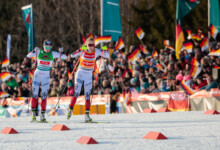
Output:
[27,40,67,122]
[67,38,109,122]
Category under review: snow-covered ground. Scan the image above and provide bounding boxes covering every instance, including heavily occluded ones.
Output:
[0,111,220,150]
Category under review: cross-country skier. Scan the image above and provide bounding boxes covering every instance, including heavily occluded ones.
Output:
[27,40,67,122]
[67,38,109,122]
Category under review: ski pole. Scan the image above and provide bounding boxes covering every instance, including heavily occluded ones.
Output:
[53,51,83,110]
[90,50,104,104]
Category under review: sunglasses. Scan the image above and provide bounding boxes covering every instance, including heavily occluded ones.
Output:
[88,44,95,47]
[45,46,52,50]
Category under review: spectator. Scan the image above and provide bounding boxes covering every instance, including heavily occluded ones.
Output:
[199,76,218,91]
[65,82,74,96]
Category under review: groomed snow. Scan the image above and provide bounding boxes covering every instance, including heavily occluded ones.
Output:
[0,111,220,150]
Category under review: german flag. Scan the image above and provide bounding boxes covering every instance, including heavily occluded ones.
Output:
[49,108,58,116]
[191,34,202,41]
[108,64,114,74]
[175,23,184,59]
[0,72,13,81]
[197,29,204,38]
[28,69,35,79]
[115,38,125,50]
[183,42,193,53]
[156,63,164,71]
[200,38,209,52]
[127,48,141,64]
[2,58,9,68]
[163,40,170,46]
[186,29,192,39]
[139,45,149,54]
[190,57,199,67]
[181,81,195,95]
[152,50,158,57]
[166,45,175,51]
[209,49,220,56]
[128,66,133,74]
[15,97,26,101]
[80,34,86,44]
[95,36,111,45]
[190,57,201,79]
[0,91,9,98]
[121,70,127,78]
[209,24,219,39]
[135,27,145,40]
[213,65,220,69]
[190,65,202,79]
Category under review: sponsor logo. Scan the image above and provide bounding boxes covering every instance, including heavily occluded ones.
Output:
[84,53,95,59]
[82,61,94,66]
[40,61,50,65]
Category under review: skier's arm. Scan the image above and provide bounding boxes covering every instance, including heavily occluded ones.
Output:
[71,49,82,58]
[26,47,39,58]
[52,51,67,60]
[96,48,109,59]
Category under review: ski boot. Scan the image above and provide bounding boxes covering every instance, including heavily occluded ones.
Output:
[40,111,46,122]
[31,110,37,122]
[85,112,92,122]
[67,109,73,120]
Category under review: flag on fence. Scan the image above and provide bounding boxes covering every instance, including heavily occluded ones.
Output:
[135,27,145,40]
[0,91,9,98]
[15,97,26,101]
[22,4,35,52]
[115,38,124,50]
[175,23,185,59]
[7,107,18,118]
[0,72,13,81]
[209,24,219,39]
[2,58,9,68]
[200,38,209,52]
[167,92,189,111]
[127,48,141,64]
[183,42,193,53]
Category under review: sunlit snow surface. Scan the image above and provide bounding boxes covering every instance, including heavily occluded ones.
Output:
[0,111,220,150]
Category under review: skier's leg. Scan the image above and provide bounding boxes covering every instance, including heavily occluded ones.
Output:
[67,76,83,119]
[84,76,93,122]
[40,77,50,121]
[31,76,40,120]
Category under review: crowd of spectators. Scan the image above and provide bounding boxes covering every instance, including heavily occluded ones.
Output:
[0,38,220,113]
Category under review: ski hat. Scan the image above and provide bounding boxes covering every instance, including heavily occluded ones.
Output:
[184,75,191,81]
[176,74,183,81]
[43,40,52,46]
[67,82,73,87]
